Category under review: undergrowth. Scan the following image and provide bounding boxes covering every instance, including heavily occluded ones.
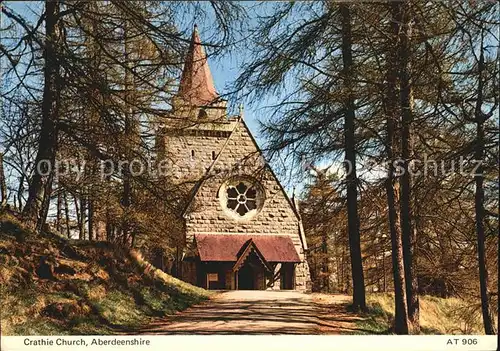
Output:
[356,293,489,335]
[0,211,211,335]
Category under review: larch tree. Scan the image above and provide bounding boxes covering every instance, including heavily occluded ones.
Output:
[395,0,419,333]
[383,1,409,333]
[20,0,61,231]
[339,2,366,312]
[0,151,7,208]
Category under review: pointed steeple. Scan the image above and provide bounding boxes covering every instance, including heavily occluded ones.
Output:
[178,25,219,106]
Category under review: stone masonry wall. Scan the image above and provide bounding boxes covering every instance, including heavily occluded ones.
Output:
[159,116,311,291]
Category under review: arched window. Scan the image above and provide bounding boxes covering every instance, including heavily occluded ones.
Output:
[212,151,216,160]
[198,109,208,119]
[191,150,195,160]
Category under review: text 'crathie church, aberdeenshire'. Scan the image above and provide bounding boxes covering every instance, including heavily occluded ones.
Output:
[155,26,311,292]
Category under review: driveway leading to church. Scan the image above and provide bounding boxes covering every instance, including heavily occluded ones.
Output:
[137,290,367,334]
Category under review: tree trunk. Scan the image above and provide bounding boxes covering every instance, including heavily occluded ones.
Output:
[22,0,61,230]
[106,211,114,242]
[84,2,99,243]
[340,3,366,312]
[80,194,87,240]
[0,152,7,208]
[73,193,83,240]
[88,198,94,241]
[322,233,329,292]
[385,2,409,334]
[121,18,134,247]
[385,176,409,334]
[340,246,345,293]
[106,220,112,242]
[17,175,24,210]
[382,250,387,293]
[396,0,420,333]
[56,189,62,232]
[36,172,54,234]
[474,121,495,335]
[63,191,71,238]
[474,42,497,335]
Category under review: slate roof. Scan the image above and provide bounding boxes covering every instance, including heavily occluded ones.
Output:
[178,25,219,106]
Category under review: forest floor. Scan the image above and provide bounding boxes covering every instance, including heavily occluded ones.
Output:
[135,290,369,335]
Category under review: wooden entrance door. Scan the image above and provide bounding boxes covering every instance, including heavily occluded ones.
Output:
[237,264,255,290]
[236,251,268,290]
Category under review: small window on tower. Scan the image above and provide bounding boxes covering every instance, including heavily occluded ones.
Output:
[191,150,195,160]
[212,151,216,160]
[198,109,208,119]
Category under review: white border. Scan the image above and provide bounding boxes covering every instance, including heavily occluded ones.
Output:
[1,335,497,351]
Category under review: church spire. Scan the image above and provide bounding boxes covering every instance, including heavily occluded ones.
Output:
[178,25,219,106]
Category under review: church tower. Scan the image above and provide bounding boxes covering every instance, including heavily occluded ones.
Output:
[157,25,239,182]
[172,24,228,121]
[157,26,311,292]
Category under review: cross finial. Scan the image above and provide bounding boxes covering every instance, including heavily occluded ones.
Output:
[239,103,244,118]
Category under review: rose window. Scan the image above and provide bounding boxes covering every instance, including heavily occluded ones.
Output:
[220,178,264,219]
[226,182,258,216]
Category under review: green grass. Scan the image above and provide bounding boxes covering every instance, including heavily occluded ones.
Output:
[357,293,489,334]
[0,211,211,335]
[355,301,392,334]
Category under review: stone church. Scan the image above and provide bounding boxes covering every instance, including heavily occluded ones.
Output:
[156,26,311,291]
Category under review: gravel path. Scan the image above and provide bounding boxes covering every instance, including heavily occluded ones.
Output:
[137,290,366,335]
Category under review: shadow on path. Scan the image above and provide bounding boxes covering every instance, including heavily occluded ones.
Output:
[130,291,371,335]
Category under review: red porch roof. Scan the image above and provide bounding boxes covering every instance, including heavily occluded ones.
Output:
[194,234,301,263]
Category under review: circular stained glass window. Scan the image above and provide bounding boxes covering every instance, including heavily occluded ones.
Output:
[220,178,264,219]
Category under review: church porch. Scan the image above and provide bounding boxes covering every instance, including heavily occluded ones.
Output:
[181,234,301,291]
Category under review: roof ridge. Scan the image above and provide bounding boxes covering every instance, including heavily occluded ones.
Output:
[232,238,271,273]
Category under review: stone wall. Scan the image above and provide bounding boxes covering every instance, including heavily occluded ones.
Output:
[295,261,311,292]
[158,125,233,182]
